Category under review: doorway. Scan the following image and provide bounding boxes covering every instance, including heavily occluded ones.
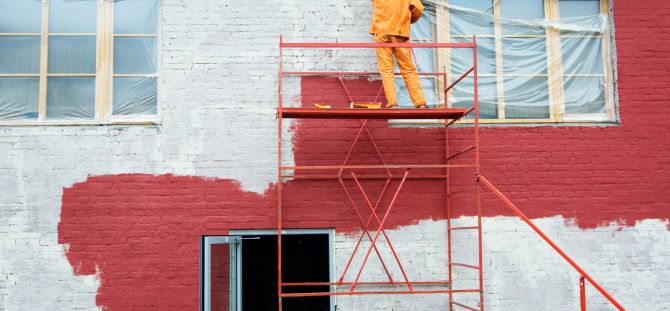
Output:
[202,230,333,311]
[241,232,331,311]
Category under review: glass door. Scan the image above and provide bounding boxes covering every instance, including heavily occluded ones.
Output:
[201,236,241,311]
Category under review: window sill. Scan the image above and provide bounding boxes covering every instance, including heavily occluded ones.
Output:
[390,118,620,127]
[0,116,160,127]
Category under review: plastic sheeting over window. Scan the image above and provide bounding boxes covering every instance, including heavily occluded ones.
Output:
[112,0,159,119]
[0,0,41,33]
[45,0,97,120]
[113,77,157,115]
[403,0,615,122]
[0,0,159,123]
[49,0,97,33]
[0,78,39,120]
[47,77,95,119]
[0,0,41,121]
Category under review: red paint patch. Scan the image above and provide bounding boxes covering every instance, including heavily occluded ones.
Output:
[297,76,670,229]
[58,173,449,309]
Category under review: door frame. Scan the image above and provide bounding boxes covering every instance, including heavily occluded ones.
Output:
[229,229,335,311]
[200,235,242,311]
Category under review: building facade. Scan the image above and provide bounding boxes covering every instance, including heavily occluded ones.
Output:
[0,0,668,310]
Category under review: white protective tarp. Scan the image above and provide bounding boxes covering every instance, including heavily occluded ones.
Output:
[0,0,158,121]
[399,0,612,120]
[0,0,41,120]
[112,0,158,118]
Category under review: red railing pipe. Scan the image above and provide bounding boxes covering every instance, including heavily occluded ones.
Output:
[580,275,587,311]
[477,175,625,311]
[280,42,475,49]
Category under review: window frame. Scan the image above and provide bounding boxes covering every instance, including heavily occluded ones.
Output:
[433,0,617,125]
[0,0,161,126]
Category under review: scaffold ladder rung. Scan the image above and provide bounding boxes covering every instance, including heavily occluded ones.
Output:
[450,263,480,270]
[449,226,480,231]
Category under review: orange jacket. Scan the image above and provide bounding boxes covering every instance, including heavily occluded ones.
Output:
[369,0,424,38]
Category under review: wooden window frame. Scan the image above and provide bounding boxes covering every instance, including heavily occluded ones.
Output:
[0,0,161,126]
[402,0,616,126]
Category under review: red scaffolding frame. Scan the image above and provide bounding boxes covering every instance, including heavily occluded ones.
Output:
[276,36,625,311]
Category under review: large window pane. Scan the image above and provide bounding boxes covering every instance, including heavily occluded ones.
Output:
[564,76,605,114]
[560,0,600,19]
[0,0,41,33]
[0,77,39,120]
[449,0,494,35]
[0,37,40,74]
[410,48,435,72]
[113,77,157,115]
[49,0,97,33]
[504,76,549,119]
[561,38,603,74]
[396,77,437,108]
[114,37,157,74]
[500,0,545,19]
[452,37,496,75]
[410,13,434,40]
[450,0,493,13]
[451,76,498,119]
[114,0,158,34]
[48,36,96,74]
[47,77,95,119]
[503,38,547,74]
[501,0,545,35]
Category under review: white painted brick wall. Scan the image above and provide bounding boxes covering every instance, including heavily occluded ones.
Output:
[334,218,670,310]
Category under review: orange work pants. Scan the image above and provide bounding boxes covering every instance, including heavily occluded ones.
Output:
[374,34,426,108]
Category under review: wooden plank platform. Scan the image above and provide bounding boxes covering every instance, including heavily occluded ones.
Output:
[280,108,468,120]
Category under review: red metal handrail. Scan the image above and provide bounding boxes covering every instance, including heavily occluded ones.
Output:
[477,174,625,311]
[280,42,475,49]
[580,275,587,311]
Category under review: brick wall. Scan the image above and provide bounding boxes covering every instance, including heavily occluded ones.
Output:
[0,0,669,310]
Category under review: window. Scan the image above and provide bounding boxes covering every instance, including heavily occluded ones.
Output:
[403,0,616,124]
[0,0,159,125]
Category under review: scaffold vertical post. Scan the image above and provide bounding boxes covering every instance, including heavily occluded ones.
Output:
[446,108,453,311]
[473,35,485,311]
[580,275,587,311]
[277,34,284,311]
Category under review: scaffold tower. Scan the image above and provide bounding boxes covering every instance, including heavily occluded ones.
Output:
[276,35,625,311]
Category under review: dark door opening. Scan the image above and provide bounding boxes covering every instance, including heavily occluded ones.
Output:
[241,234,330,311]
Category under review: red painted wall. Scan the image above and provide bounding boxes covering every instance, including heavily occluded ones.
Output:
[58,1,669,309]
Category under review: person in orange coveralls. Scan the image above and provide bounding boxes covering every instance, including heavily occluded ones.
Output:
[370,0,427,108]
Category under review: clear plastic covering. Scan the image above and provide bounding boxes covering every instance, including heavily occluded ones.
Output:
[401,0,614,121]
[44,0,97,120]
[0,0,41,33]
[0,0,41,121]
[0,77,39,120]
[113,77,158,115]
[49,0,97,33]
[114,0,158,34]
[0,36,40,74]
[113,37,157,74]
[112,0,159,119]
[46,77,95,119]
[48,36,97,74]
[0,0,159,122]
